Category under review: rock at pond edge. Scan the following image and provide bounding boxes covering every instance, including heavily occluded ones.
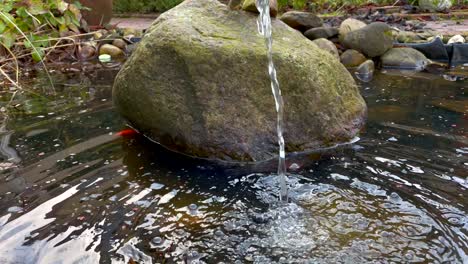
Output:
[113,0,367,162]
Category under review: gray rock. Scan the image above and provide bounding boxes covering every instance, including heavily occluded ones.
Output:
[340,49,367,68]
[242,0,278,17]
[304,27,339,40]
[99,44,124,57]
[381,48,429,70]
[343,22,394,58]
[355,60,375,82]
[113,0,366,162]
[419,0,452,12]
[339,18,366,43]
[312,38,339,60]
[280,11,323,31]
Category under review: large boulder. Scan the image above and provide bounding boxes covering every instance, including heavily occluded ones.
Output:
[381,48,429,70]
[113,0,367,162]
[339,18,366,43]
[279,11,323,31]
[343,22,394,58]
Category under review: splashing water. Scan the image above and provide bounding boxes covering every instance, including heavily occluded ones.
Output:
[256,0,288,201]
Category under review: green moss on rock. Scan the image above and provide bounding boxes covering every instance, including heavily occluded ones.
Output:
[113,0,367,162]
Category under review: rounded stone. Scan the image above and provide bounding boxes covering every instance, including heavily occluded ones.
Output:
[113,0,367,162]
[279,11,323,31]
[112,39,127,50]
[340,49,367,68]
[304,27,339,40]
[355,60,375,82]
[99,44,124,57]
[339,18,366,43]
[381,48,429,71]
[343,22,394,58]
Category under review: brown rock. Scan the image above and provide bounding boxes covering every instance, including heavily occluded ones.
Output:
[112,39,127,50]
[99,44,124,57]
[340,49,367,68]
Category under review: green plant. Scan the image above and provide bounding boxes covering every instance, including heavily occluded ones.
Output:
[113,0,183,13]
[292,0,308,9]
[0,0,86,62]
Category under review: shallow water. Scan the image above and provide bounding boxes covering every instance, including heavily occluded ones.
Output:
[0,68,466,263]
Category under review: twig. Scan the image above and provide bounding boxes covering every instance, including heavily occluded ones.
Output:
[0,43,19,84]
[0,66,21,90]
[0,43,77,63]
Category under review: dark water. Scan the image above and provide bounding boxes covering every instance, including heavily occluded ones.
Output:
[0,68,466,263]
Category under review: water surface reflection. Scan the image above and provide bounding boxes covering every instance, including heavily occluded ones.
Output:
[0,70,466,263]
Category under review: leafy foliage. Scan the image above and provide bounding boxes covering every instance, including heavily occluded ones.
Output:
[0,0,86,62]
[113,0,184,13]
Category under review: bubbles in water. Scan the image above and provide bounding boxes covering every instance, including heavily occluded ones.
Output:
[151,236,163,245]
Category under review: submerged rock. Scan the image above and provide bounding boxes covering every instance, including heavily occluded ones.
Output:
[312,38,339,60]
[343,22,394,58]
[113,0,367,162]
[304,27,339,40]
[381,48,429,70]
[339,18,366,43]
[279,11,323,31]
[355,60,375,82]
[340,49,367,68]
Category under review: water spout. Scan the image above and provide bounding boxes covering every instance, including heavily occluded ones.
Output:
[256,0,288,201]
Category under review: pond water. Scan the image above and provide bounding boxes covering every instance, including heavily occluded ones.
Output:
[0,67,466,263]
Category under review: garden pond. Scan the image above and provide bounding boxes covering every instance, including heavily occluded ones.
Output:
[0,66,466,263]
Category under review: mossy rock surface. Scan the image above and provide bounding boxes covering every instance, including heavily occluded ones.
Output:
[113,0,367,162]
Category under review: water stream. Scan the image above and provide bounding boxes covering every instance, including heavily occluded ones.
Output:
[256,0,288,201]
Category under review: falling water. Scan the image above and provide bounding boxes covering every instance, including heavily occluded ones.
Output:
[256,0,288,201]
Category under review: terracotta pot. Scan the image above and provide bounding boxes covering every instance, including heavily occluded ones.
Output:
[76,0,113,26]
